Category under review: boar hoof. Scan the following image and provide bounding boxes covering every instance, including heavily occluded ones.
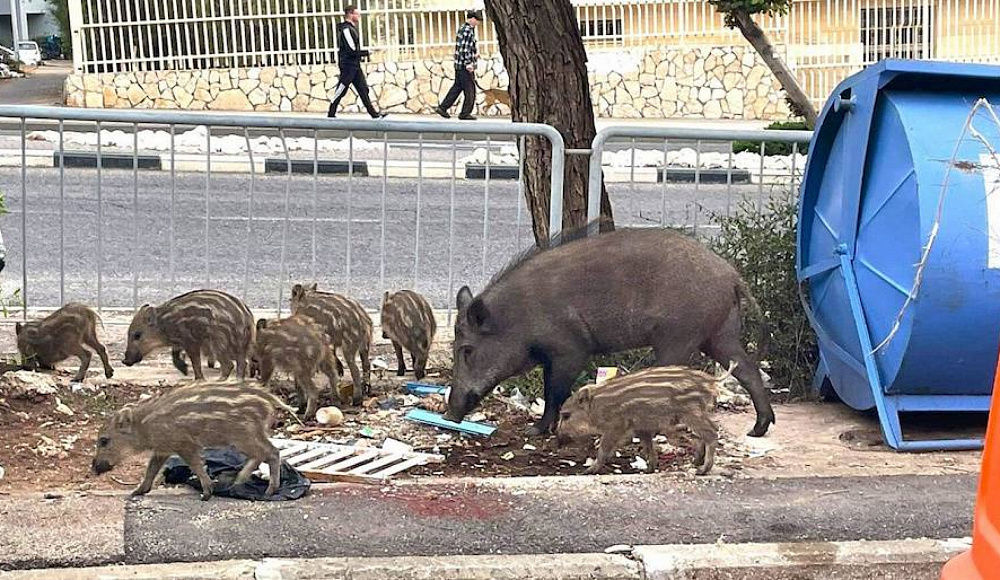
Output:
[105,368,114,378]
[396,369,406,377]
[583,465,601,475]
[523,423,551,437]
[200,490,213,501]
[130,487,150,497]
[747,418,774,438]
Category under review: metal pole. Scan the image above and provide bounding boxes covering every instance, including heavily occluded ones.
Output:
[96,121,103,312]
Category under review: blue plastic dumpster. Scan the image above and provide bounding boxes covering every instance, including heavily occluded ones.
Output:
[797,60,1000,451]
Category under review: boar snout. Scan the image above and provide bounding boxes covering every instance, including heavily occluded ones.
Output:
[91,459,113,475]
[445,386,483,423]
[122,349,142,366]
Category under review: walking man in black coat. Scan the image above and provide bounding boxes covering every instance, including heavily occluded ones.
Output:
[435,9,481,120]
[327,5,387,119]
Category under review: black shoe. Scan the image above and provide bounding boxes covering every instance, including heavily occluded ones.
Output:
[371,112,388,119]
[434,106,451,119]
[459,114,477,120]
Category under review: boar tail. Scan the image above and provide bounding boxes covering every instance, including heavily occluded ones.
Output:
[736,279,769,361]
[259,390,305,425]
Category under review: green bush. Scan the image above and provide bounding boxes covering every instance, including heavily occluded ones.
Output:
[711,195,818,398]
[733,120,810,157]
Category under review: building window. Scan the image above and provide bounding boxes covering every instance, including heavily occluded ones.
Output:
[579,18,623,40]
[861,5,933,62]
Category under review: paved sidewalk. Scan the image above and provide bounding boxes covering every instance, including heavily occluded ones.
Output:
[0,473,976,570]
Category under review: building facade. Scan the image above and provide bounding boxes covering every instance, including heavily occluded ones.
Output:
[1,0,58,47]
[63,0,1000,120]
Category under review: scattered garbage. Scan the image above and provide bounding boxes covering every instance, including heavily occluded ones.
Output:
[630,456,649,471]
[596,367,619,384]
[405,408,497,437]
[381,437,413,454]
[522,444,536,451]
[359,426,378,438]
[529,399,545,418]
[53,396,74,417]
[0,464,5,480]
[315,406,344,426]
[501,451,515,461]
[604,544,633,555]
[507,387,531,411]
[162,447,310,501]
[270,438,442,483]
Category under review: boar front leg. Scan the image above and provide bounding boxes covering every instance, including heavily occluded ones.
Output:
[585,431,626,475]
[178,448,213,501]
[528,353,586,436]
[132,453,170,496]
[72,347,93,382]
[638,431,658,473]
[184,343,206,380]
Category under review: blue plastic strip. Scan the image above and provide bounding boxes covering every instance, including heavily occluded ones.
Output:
[405,382,449,396]
[405,409,497,437]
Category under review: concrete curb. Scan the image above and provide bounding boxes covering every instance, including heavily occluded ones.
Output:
[634,538,971,580]
[0,539,970,580]
[0,553,640,580]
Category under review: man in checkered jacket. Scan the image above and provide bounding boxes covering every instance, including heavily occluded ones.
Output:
[435,9,481,120]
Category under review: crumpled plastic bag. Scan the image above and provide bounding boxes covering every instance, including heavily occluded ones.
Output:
[162,446,309,501]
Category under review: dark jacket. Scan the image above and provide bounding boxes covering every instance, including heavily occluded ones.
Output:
[454,22,477,69]
[337,21,369,66]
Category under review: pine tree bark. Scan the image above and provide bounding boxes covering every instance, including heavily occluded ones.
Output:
[483,0,614,246]
[731,9,818,128]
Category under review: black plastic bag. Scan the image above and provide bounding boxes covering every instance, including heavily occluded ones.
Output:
[162,446,310,501]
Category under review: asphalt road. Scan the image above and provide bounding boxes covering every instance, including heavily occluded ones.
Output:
[0,167,782,311]
[122,474,976,565]
[0,61,71,106]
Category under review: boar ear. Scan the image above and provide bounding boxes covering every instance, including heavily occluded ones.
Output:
[456,286,474,311]
[576,386,595,409]
[256,318,268,331]
[137,304,156,326]
[309,283,318,292]
[466,298,490,330]
[14,322,22,336]
[114,407,135,434]
[383,291,390,307]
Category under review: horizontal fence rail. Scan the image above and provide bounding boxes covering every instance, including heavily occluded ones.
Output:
[588,125,814,235]
[0,106,564,320]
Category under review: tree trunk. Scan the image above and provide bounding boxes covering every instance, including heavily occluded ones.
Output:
[483,0,614,246]
[732,9,818,128]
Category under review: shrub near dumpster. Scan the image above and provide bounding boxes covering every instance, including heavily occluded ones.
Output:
[712,196,818,398]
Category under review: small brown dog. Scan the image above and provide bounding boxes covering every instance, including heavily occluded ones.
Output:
[480,86,510,111]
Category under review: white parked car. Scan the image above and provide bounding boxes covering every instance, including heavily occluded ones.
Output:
[15,41,41,67]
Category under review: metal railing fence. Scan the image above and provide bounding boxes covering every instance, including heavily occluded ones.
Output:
[0,106,564,321]
[587,126,814,236]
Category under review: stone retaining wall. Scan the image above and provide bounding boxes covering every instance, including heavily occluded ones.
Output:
[65,46,791,120]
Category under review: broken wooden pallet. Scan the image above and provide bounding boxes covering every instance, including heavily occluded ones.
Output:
[268,438,444,484]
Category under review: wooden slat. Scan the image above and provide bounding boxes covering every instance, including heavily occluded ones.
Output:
[321,450,382,473]
[372,455,430,478]
[297,448,358,471]
[275,442,309,457]
[304,471,389,485]
[282,447,330,466]
[348,453,405,475]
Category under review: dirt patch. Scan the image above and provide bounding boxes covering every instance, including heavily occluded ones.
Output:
[0,370,150,493]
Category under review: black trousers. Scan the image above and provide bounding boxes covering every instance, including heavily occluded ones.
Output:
[440,67,476,117]
[327,64,379,117]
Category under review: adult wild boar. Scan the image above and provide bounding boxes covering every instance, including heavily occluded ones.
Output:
[446,227,775,437]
